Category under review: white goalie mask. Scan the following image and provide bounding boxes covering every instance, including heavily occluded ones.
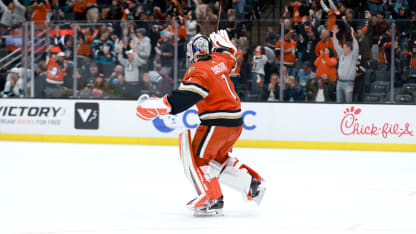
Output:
[186,34,212,65]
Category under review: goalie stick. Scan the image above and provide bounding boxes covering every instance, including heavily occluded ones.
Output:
[216,0,223,32]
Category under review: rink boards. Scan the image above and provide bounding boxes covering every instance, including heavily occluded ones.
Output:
[0,99,415,152]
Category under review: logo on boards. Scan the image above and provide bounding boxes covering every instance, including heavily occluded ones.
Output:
[75,103,99,130]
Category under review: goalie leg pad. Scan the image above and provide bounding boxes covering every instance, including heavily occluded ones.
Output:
[210,158,252,198]
[179,130,222,209]
[210,157,265,205]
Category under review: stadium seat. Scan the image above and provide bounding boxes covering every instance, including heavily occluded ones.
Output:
[374,70,390,81]
[395,94,413,103]
[364,93,385,103]
[402,83,416,92]
[369,81,390,94]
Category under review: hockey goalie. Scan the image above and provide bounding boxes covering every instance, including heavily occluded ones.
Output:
[136,30,265,216]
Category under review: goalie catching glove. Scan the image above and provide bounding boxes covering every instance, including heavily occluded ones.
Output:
[136,94,171,121]
[209,30,237,56]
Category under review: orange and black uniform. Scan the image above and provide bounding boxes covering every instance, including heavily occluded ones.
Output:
[167,52,241,166]
[32,2,51,26]
[315,38,338,58]
[275,39,297,65]
[46,58,68,85]
[314,51,338,82]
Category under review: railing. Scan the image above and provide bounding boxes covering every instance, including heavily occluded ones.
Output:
[1,18,415,105]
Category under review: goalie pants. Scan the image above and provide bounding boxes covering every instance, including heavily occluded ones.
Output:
[192,125,242,167]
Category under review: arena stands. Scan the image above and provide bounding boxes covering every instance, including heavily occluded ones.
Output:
[1,0,415,104]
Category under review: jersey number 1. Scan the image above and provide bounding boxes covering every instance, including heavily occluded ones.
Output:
[222,74,238,100]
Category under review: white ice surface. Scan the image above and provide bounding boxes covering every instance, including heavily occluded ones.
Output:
[0,141,416,234]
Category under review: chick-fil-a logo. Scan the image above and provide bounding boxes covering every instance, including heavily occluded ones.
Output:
[340,106,414,139]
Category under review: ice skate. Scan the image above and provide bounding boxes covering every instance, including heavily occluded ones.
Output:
[189,196,224,217]
[248,177,266,205]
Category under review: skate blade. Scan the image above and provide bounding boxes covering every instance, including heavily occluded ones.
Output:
[253,187,266,205]
[193,209,224,217]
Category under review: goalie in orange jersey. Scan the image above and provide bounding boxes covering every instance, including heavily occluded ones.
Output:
[136,30,265,216]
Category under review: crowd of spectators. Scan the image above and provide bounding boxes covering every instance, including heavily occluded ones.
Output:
[2,0,416,104]
[258,0,416,103]
[0,0,269,99]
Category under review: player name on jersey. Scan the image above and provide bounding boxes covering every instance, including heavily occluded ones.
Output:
[211,62,228,75]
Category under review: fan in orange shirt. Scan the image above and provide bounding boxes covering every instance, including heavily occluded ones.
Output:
[315,29,338,58]
[314,47,338,82]
[275,30,297,75]
[31,0,51,26]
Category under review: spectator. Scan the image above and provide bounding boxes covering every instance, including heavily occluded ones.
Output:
[299,24,318,64]
[283,76,305,102]
[371,11,389,60]
[265,26,279,49]
[79,62,99,88]
[290,1,311,24]
[230,38,244,97]
[389,5,410,52]
[92,28,116,76]
[196,2,217,36]
[31,0,51,26]
[314,47,338,82]
[1,67,22,98]
[166,17,188,60]
[343,8,359,32]
[251,45,267,98]
[309,0,323,23]
[73,0,87,21]
[124,0,140,20]
[108,73,128,98]
[59,35,74,61]
[103,0,124,21]
[184,10,198,41]
[46,52,69,85]
[307,75,335,102]
[0,0,25,28]
[86,0,99,22]
[297,61,315,93]
[261,73,280,101]
[232,0,246,24]
[377,28,399,69]
[138,72,153,96]
[156,31,174,76]
[275,30,297,76]
[264,45,278,85]
[131,27,151,77]
[118,40,140,96]
[91,73,109,98]
[356,26,372,65]
[147,70,174,97]
[77,26,94,58]
[320,0,340,32]
[333,26,359,103]
[409,41,416,82]
[315,28,337,58]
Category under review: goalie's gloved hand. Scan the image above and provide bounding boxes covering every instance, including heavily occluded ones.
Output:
[136,94,171,121]
[209,29,237,55]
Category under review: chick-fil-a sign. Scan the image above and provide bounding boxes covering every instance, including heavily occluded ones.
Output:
[340,106,414,139]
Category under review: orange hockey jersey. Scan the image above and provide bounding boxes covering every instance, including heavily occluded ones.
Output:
[173,52,242,127]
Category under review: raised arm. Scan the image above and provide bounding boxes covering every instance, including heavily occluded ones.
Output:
[328,0,338,12]
[0,0,9,12]
[314,52,323,67]
[332,26,343,56]
[320,0,329,13]
[351,27,359,57]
